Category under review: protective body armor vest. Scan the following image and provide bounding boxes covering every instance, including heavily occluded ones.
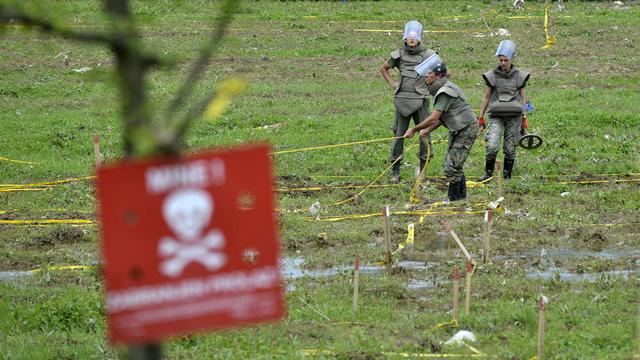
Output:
[483,66,530,116]
[391,47,435,98]
[434,80,476,132]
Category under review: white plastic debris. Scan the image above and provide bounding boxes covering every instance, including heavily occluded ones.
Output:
[495,28,511,36]
[560,192,571,197]
[604,134,611,140]
[489,197,504,210]
[308,201,321,216]
[444,330,477,346]
[72,67,93,73]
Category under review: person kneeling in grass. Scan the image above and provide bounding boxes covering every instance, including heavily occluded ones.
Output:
[404,55,479,201]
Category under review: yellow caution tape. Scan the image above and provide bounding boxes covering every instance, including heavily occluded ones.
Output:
[278,184,394,193]
[353,29,486,34]
[0,156,38,164]
[557,178,640,185]
[272,136,399,155]
[0,188,49,193]
[313,209,483,222]
[410,143,431,204]
[392,222,415,255]
[0,176,95,188]
[541,3,557,50]
[432,319,458,332]
[300,348,486,358]
[204,78,249,121]
[29,265,94,273]
[0,219,94,225]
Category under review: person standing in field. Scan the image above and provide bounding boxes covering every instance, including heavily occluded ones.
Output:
[380,20,435,184]
[477,40,530,180]
[404,55,479,201]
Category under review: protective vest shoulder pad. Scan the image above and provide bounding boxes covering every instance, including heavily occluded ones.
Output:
[435,84,459,100]
[517,70,531,89]
[390,50,401,60]
[482,70,496,87]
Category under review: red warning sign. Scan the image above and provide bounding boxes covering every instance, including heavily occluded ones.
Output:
[97,144,284,344]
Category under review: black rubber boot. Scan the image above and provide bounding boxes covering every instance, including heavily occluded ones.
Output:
[459,173,467,200]
[503,158,515,179]
[478,158,496,181]
[448,180,462,201]
[391,161,401,184]
[419,159,427,173]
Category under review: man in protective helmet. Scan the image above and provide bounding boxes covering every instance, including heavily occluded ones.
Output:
[477,40,530,180]
[380,20,436,184]
[404,55,479,201]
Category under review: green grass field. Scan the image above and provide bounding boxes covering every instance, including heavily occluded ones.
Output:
[1,1,640,358]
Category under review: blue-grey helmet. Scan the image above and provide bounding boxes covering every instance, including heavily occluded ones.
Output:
[495,40,516,60]
[415,53,445,76]
[403,20,423,42]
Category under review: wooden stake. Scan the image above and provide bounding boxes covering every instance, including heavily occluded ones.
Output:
[482,210,493,263]
[464,261,473,315]
[452,267,460,321]
[443,221,473,262]
[93,134,102,167]
[382,206,392,265]
[496,159,503,198]
[352,255,359,315]
[538,295,547,360]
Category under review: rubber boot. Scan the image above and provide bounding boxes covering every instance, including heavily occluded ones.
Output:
[459,173,467,200]
[478,158,496,181]
[391,161,401,184]
[447,180,462,201]
[503,158,515,179]
[419,159,427,173]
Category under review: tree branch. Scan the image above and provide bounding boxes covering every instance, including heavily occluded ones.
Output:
[164,0,240,120]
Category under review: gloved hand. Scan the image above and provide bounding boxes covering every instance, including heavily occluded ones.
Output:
[520,115,529,136]
[477,116,486,131]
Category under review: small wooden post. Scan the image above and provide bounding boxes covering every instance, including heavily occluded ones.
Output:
[464,261,473,315]
[482,209,493,263]
[382,206,392,264]
[443,221,473,262]
[352,255,360,315]
[93,134,102,167]
[496,160,503,198]
[538,295,547,360]
[452,266,460,321]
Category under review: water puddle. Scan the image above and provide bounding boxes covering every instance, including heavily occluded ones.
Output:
[281,258,431,280]
[0,271,33,281]
[526,269,638,282]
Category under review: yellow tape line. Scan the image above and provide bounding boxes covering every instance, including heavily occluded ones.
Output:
[0,176,95,188]
[29,265,94,273]
[0,219,94,225]
[0,188,49,193]
[0,156,38,164]
[432,319,458,332]
[541,3,557,49]
[410,142,431,204]
[353,29,486,34]
[272,136,398,155]
[278,184,394,193]
[300,349,485,358]
[392,222,415,255]
[313,209,483,222]
[557,178,640,185]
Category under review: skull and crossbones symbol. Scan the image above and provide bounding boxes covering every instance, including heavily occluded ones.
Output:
[159,188,226,277]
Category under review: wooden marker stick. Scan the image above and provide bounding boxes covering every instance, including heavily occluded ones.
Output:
[382,206,392,264]
[538,295,547,360]
[352,255,360,315]
[452,267,460,321]
[464,261,473,315]
[93,134,102,167]
[443,221,473,262]
[482,210,493,263]
[496,160,503,198]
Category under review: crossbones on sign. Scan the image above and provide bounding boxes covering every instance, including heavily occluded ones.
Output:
[159,188,227,277]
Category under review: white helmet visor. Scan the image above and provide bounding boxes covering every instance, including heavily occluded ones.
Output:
[495,40,516,60]
[403,21,423,42]
[415,53,443,76]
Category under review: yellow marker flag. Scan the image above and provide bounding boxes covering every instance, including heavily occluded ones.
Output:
[204,78,249,121]
[541,3,557,49]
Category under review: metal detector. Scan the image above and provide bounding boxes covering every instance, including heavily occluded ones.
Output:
[518,129,543,149]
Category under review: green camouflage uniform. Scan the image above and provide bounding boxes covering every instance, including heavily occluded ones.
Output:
[430,77,479,182]
[482,65,530,161]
